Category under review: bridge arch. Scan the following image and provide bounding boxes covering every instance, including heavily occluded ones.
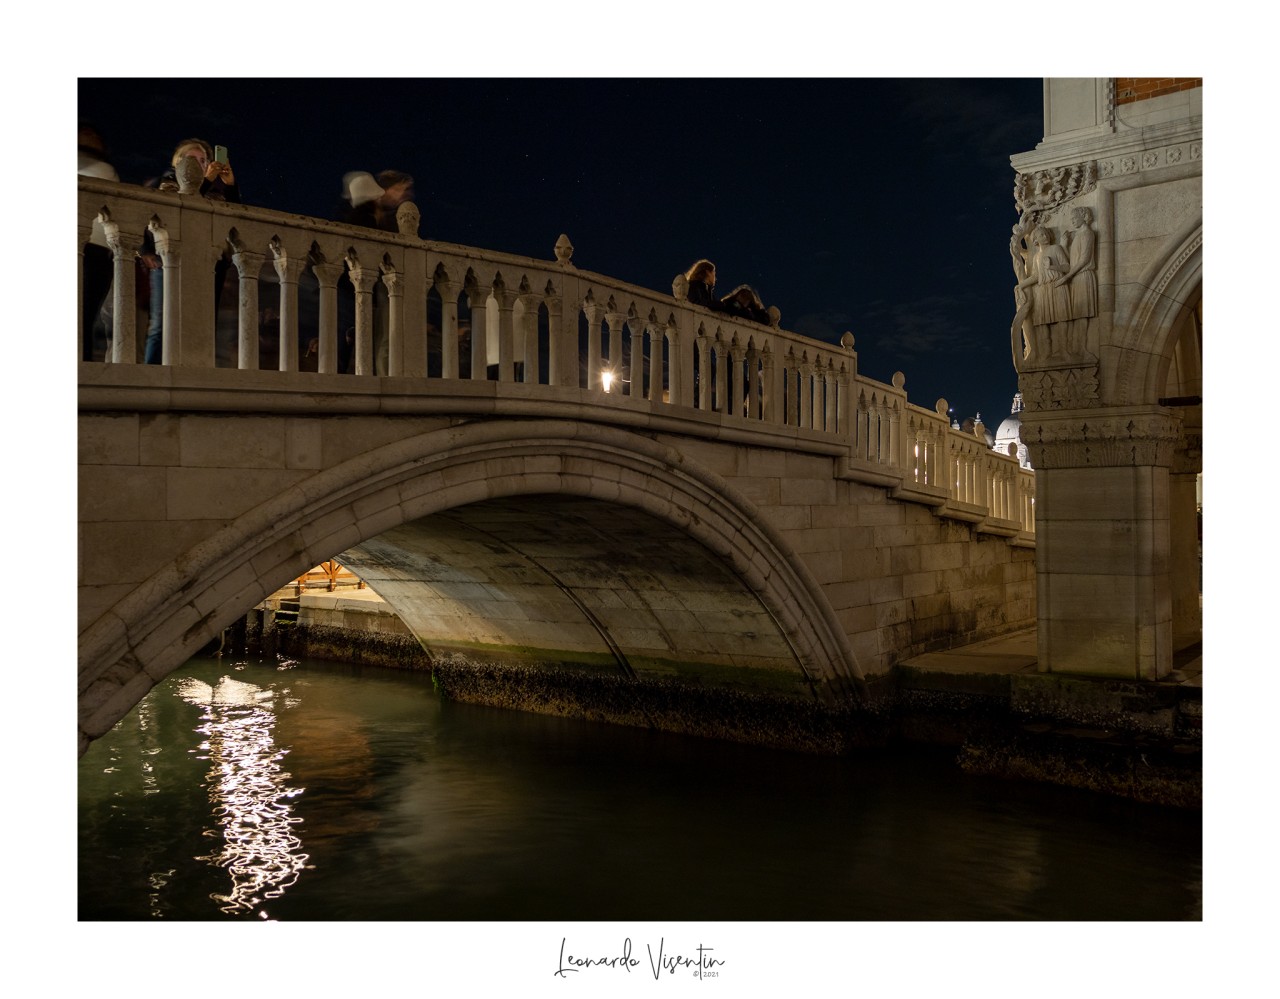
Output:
[78,419,864,753]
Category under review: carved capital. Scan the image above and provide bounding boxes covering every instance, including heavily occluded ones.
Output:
[381,267,404,297]
[231,247,266,279]
[1171,431,1203,476]
[1021,409,1184,469]
[1018,363,1101,411]
[311,261,344,289]
[1013,160,1098,216]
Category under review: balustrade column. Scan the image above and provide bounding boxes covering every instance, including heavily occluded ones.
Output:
[546,297,569,387]
[878,399,893,465]
[101,221,145,364]
[696,334,712,410]
[149,222,180,367]
[518,295,541,384]
[800,358,814,430]
[381,266,405,377]
[468,289,491,380]
[436,279,459,381]
[495,290,517,382]
[762,345,777,423]
[627,317,646,398]
[823,365,838,435]
[605,312,626,387]
[746,346,760,420]
[583,304,605,390]
[650,325,665,403]
[837,366,851,437]
[271,249,306,372]
[713,338,729,413]
[673,316,695,408]
[788,352,801,427]
[232,247,265,370]
[312,261,343,374]
[729,342,745,417]
[346,256,378,376]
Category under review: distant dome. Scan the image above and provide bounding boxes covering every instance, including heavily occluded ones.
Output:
[992,392,1031,469]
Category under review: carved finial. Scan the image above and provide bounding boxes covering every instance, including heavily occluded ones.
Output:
[840,331,855,350]
[175,155,203,195]
[892,371,906,391]
[935,399,949,416]
[766,305,781,328]
[672,273,689,301]
[397,201,421,237]
[554,233,574,264]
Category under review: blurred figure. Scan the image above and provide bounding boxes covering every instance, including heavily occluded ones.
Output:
[336,171,383,229]
[374,169,414,232]
[79,123,118,360]
[333,169,415,373]
[141,138,241,364]
[718,284,770,324]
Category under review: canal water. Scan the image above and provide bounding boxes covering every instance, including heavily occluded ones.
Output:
[78,653,1201,922]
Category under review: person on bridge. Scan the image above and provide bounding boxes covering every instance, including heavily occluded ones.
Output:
[684,259,725,312]
[718,284,770,324]
[141,138,241,364]
[79,123,118,361]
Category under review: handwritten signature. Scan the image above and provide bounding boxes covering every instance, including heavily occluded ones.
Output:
[555,936,723,979]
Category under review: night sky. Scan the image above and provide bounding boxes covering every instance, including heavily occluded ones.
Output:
[78,77,1044,428]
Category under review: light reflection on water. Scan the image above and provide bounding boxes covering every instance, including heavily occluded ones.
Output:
[79,655,1202,921]
[174,675,310,917]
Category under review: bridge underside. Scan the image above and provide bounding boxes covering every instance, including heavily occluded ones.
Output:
[338,495,810,694]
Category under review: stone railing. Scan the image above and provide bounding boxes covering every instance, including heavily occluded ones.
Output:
[78,176,1034,543]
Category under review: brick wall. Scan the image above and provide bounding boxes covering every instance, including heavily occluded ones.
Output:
[1115,78,1202,105]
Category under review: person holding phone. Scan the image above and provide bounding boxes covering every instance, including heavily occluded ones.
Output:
[141,137,241,363]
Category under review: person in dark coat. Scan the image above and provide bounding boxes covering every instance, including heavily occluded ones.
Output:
[684,258,723,311]
[718,284,770,324]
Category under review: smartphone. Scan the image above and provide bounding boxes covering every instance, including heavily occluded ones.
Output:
[214,145,228,164]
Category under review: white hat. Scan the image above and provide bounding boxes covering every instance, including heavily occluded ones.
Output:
[343,171,383,207]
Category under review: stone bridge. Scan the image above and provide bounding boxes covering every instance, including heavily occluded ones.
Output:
[77,176,1036,754]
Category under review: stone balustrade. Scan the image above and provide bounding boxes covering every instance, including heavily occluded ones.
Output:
[78,176,1033,543]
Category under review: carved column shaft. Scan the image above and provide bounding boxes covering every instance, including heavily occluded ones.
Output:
[150,223,180,367]
[232,248,265,371]
[625,318,646,398]
[102,223,145,364]
[495,291,517,383]
[346,257,378,376]
[436,280,459,381]
[583,304,604,391]
[271,251,306,373]
[382,267,405,377]
[518,295,541,384]
[311,262,344,375]
[468,289,490,381]
[696,335,711,411]
[605,313,625,387]
[666,325,682,405]
[649,325,665,403]
[712,339,729,413]
[729,344,745,417]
